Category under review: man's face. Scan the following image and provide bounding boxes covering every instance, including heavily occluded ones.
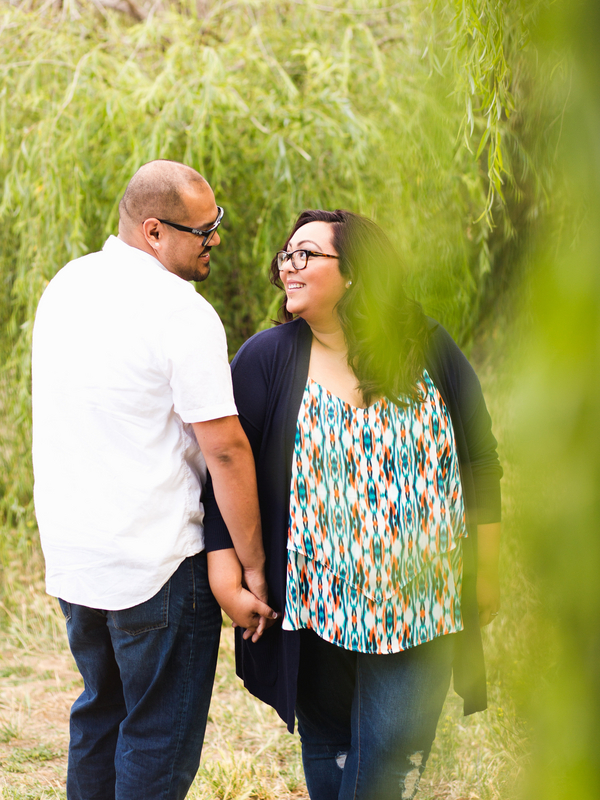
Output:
[158,185,221,282]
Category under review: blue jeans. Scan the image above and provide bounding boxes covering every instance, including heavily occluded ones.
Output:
[296,630,455,800]
[59,552,222,800]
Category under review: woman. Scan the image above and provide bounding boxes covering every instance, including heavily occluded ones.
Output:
[205,210,502,800]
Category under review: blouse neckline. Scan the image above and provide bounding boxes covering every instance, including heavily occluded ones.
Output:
[306,375,385,412]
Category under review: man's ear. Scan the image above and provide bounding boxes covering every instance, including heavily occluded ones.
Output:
[142,218,161,250]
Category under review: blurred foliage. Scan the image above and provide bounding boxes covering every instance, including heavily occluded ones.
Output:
[513,1,600,798]
[0,0,553,542]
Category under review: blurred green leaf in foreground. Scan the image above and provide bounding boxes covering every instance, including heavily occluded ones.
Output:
[514,1,600,798]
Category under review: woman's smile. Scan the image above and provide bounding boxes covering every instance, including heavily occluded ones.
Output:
[286,280,306,291]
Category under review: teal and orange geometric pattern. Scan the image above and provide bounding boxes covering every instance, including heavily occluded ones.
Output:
[282,371,467,654]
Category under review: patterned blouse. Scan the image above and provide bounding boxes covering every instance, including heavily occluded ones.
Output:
[282,370,468,654]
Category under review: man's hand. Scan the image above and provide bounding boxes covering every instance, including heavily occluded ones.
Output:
[476,522,501,626]
[242,566,269,606]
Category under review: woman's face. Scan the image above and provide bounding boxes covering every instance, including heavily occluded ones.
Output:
[280,221,346,331]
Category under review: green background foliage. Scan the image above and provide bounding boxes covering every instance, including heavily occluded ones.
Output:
[0,0,550,540]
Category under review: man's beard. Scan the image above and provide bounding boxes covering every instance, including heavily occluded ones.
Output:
[193,246,212,282]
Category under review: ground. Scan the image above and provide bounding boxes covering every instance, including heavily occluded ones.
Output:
[0,610,528,800]
[0,620,308,800]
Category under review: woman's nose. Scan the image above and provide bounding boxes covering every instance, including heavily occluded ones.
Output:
[280,257,299,274]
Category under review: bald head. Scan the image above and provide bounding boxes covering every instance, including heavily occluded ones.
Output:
[119,160,209,230]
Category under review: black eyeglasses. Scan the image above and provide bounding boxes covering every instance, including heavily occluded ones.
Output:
[277,249,339,271]
[157,206,224,247]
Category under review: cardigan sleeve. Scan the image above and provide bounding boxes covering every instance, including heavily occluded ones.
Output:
[462,388,503,524]
[430,323,503,525]
[202,472,234,551]
[203,329,275,552]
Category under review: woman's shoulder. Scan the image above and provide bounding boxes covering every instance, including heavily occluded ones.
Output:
[425,317,466,363]
[232,317,308,368]
[424,317,453,364]
[425,316,476,379]
[424,317,483,403]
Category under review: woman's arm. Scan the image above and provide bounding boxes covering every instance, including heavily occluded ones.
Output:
[459,375,502,627]
[476,522,501,626]
[430,324,503,625]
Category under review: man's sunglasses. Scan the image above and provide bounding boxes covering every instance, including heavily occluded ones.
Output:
[157,206,224,247]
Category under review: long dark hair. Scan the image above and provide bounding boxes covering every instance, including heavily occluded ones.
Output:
[269,209,430,405]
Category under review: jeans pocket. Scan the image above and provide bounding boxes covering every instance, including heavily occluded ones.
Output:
[58,598,72,622]
[110,581,170,636]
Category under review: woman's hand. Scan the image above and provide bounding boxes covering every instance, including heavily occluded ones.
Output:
[476,522,501,626]
[207,548,278,642]
[476,565,500,626]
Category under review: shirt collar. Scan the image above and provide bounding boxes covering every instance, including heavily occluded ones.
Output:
[102,235,169,272]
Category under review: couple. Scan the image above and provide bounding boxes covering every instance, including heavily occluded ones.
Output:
[31,160,502,800]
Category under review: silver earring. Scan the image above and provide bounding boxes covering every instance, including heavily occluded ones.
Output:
[345,280,353,289]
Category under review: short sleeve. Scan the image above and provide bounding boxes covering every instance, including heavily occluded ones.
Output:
[160,297,237,423]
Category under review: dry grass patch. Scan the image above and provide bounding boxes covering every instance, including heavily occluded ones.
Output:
[192,623,307,800]
[0,636,75,798]
[0,603,529,800]
[0,601,306,800]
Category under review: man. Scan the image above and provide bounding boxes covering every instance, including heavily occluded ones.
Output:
[32,160,273,800]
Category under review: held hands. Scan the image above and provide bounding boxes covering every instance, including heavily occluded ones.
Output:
[224,583,278,642]
[207,549,279,643]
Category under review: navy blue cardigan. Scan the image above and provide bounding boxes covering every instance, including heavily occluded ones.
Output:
[204,317,502,732]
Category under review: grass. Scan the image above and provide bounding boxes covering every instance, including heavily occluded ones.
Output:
[3,746,64,774]
[0,360,541,799]
[0,609,532,799]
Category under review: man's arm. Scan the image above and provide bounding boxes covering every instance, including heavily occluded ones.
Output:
[193,415,267,603]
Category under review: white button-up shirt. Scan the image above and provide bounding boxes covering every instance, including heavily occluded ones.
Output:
[32,236,237,610]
